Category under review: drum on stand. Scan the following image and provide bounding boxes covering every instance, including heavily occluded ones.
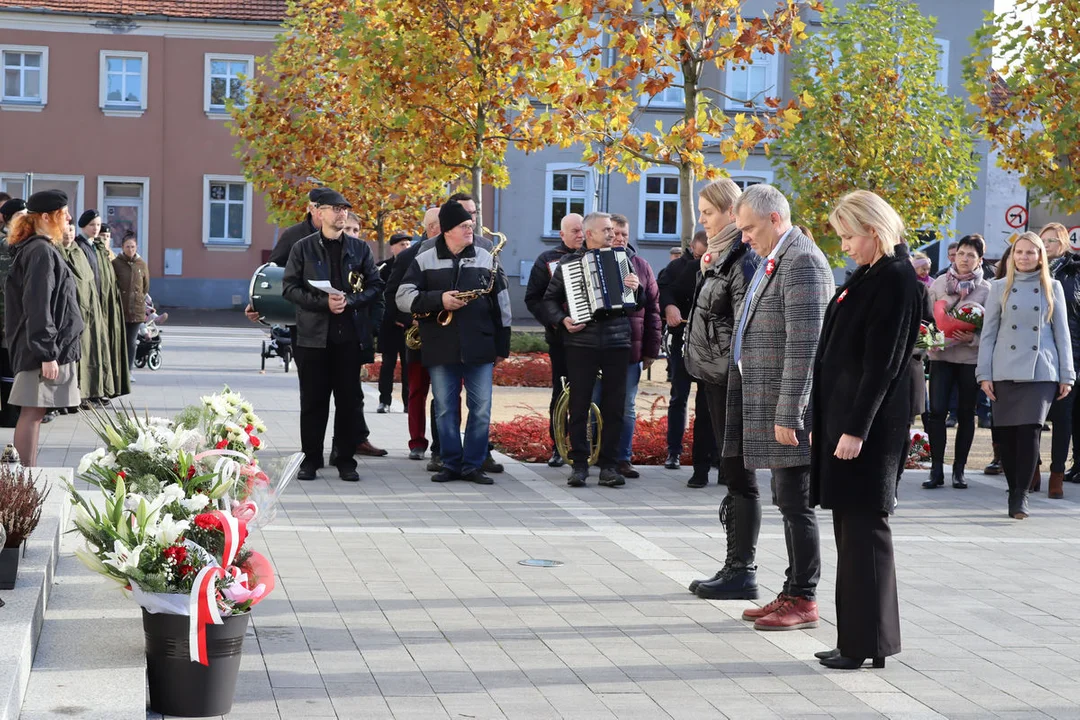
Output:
[248,263,296,326]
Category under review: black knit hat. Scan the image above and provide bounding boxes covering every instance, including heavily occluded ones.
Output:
[0,198,26,222]
[439,201,472,234]
[26,189,68,214]
[77,209,100,228]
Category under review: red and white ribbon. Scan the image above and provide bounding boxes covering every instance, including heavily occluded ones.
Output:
[186,510,249,665]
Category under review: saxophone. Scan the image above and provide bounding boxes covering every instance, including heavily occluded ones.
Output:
[405,229,507,351]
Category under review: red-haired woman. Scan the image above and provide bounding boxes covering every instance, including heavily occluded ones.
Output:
[4,189,84,465]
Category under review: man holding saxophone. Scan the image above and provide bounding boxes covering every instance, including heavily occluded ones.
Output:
[396,200,512,485]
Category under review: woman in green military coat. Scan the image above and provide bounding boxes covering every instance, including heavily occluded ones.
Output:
[59,222,109,401]
[92,234,131,398]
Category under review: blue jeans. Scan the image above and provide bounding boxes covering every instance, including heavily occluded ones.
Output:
[593,362,642,463]
[429,363,493,475]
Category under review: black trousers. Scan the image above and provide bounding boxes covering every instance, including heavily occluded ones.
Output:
[998,423,1042,496]
[547,342,568,444]
[692,381,718,471]
[565,345,629,468]
[770,465,820,599]
[377,324,409,408]
[703,383,757,497]
[124,322,141,372]
[927,361,978,469]
[832,509,901,659]
[296,343,362,471]
[1048,393,1074,473]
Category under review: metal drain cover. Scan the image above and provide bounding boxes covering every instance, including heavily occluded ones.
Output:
[518,559,563,568]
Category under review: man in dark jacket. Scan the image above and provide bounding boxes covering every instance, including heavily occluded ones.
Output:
[523,212,583,467]
[283,189,383,482]
[540,212,640,488]
[396,201,511,485]
[376,232,414,413]
[657,231,711,469]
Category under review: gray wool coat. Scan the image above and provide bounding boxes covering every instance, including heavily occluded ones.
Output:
[724,229,834,469]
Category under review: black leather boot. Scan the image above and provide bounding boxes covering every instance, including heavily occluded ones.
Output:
[922,463,944,489]
[686,465,710,488]
[689,496,733,592]
[696,496,760,600]
[952,464,967,489]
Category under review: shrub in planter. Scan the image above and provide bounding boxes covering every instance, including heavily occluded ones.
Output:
[0,464,50,589]
[493,353,551,387]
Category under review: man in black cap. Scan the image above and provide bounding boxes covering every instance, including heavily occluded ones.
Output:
[283,189,384,482]
[376,232,414,414]
[396,200,511,485]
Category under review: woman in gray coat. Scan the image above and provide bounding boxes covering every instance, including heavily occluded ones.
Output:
[977,232,1075,518]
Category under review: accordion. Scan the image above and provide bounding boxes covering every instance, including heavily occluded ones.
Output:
[562,247,637,325]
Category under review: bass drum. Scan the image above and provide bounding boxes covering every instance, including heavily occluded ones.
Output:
[248,263,296,326]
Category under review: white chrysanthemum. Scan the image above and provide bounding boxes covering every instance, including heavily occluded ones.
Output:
[128,431,158,454]
[180,494,210,512]
[160,484,185,505]
[100,452,117,469]
[77,448,106,475]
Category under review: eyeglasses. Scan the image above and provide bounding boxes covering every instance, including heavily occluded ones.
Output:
[319,205,350,213]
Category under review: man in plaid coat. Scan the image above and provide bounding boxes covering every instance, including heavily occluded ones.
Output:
[724,184,834,631]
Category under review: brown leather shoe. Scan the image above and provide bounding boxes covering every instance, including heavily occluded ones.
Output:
[753,596,819,631]
[356,440,388,457]
[741,593,790,621]
[1049,471,1065,499]
[616,461,639,479]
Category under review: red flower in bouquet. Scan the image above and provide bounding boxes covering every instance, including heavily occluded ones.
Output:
[245,424,254,433]
[215,438,228,450]
[765,258,776,277]
[117,470,126,479]
[194,513,222,531]
[249,435,261,449]
[163,545,188,565]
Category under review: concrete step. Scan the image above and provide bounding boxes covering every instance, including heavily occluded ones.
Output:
[18,500,145,720]
[0,469,69,720]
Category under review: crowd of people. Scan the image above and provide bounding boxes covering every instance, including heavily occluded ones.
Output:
[0,190,157,465]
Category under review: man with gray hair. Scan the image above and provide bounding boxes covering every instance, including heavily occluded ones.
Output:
[725,184,834,631]
[524,212,584,467]
[540,212,641,488]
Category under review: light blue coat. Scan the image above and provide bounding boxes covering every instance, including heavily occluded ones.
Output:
[976,272,1076,385]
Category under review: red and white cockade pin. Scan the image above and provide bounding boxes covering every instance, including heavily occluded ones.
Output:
[765,258,776,276]
[837,288,849,303]
[702,253,712,265]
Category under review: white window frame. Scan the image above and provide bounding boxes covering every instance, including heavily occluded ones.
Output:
[2,172,84,217]
[640,66,685,108]
[99,50,148,117]
[638,168,681,240]
[203,53,253,118]
[202,174,252,248]
[935,38,950,90]
[1,44,48,111]
[724,50,779,111]
[542,162,597,238]
[729,171,774,190]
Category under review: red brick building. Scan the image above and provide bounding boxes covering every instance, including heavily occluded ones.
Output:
[0,0,285,308]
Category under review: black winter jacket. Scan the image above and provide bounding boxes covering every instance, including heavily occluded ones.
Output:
[524,242,576,345]
[4,235,84,374]
[538,246,632,350]
[1052,252,1080,374]
[657,249,699,342]
[396,235,511,367]
[269,215,317,267]
[282,232,383,358]
[810,247,922,514]
[683,238,758,386]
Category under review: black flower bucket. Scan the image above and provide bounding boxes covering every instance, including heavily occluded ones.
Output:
[142,609,249,717]
[0,545,20,590]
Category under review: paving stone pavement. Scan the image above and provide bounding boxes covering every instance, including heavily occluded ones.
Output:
[32,325,1080,719]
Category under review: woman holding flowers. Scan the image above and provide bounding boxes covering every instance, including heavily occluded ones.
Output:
[809,190,921,670]
[923,235,991,490]
[1039,222,1080,497]
[4,189,84,465]
[978,232,1074,519]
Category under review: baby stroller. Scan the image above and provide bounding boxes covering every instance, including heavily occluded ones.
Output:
[260,325,292,372]
[135,320,163,370]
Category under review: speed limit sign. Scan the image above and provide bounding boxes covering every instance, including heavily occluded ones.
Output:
[1070,226,1080,252]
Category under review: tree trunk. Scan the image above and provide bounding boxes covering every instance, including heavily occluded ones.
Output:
[375,213,385,261]
[679,163,696,249]
[472,104,485,225]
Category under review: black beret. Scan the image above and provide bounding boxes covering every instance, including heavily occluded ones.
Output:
[389,233,412,245]
[99,223,110,233]
[26,189,68,214]
[0,198,26,221]
[315,189,351,208]
[439,201,472,234]
[77,209,100,228]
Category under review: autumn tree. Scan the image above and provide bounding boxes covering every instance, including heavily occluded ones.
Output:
[532,0,821,246]
[337,0,567,223]
[772,0,979,260]
[965,0,1080,214]
[231,0,449,247]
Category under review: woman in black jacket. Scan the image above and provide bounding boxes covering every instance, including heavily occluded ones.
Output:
[4,190,84,465]
[809,190,921,670]
[683,178,760,600]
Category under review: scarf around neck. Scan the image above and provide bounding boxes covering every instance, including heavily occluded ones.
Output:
[945,264,983,299]
[702,222,741,273]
